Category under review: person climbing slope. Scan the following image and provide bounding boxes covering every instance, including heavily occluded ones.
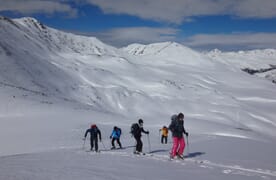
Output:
[110,126,122,149]
[169,113,188,159]
[159,126,169,144]
[130,119,149,154]
[84,124,102,152]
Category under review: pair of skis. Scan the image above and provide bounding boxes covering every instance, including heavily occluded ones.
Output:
[169,154,184,161]
[133,151,153,156]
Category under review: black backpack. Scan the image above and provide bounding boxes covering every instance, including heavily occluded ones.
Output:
[117,128,122,137]
[169,114,177,131]
[171,114,178,121]
[130,123,139,136]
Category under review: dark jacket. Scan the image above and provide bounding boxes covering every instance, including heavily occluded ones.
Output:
[135,125,149,138]
[169,119,187,138]
[85,127,101,140]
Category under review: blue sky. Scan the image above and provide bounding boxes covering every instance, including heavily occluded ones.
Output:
[1,0,276,51]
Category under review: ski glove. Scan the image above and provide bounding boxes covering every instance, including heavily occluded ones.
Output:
[82,137,86,141]
[146,131,149,134]
[185,132,189,137]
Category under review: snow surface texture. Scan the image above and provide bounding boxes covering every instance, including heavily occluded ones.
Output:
[0,16,276,180]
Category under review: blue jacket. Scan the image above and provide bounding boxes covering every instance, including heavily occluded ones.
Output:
[110,129,121,139]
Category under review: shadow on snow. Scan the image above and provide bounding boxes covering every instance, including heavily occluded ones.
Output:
[185,152,206,158]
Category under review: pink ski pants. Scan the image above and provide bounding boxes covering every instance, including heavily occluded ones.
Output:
[171,137,185,157]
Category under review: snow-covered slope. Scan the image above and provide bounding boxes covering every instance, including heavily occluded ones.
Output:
[122,42,276,137]
[122,41,209,66]
[0,16,120,109]
[206,49,276,84]
[1,16,276,180]
[1,15,276,139]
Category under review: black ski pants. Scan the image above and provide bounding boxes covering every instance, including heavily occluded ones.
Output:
[90,138,98,151]
[111,138,122,148]
[161,135,168,144]
[134,135,143,152]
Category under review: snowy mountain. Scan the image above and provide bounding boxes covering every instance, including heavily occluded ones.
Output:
[0,16,120,109]
[121,42,276,137]
[1,16,276,180]
[122,41,208,66]
[206,49,276,84]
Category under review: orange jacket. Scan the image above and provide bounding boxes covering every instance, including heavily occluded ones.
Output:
[160,127,169,136]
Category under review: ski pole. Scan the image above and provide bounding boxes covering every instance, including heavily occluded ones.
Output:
[159,130,161,143]
[101,140,107,150]
[186,134,190,155]
[82,138,86,150]
[110,138,113,149]
[133,135,137,153]
[147,134,151,153]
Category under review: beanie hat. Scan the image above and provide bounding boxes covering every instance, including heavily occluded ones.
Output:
[177,113,184,119]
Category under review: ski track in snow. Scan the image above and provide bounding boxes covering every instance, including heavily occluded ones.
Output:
[79,149,276,179]
[236,97,276,103]
[1,146,276,180]
[248,113,276,127]
[211,133,250,139]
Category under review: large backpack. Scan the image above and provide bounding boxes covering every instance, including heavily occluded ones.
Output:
[171,114,178,121]
[169,114,178,131]
[130,123,140,136]
[117,128,122,137]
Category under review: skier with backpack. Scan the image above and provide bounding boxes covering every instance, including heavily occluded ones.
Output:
[83,124,102,152]
[130,119,149,154]
[169,113,189,159]
[110,126,122,149]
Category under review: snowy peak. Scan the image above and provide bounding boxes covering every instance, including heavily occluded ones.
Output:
[122,41,209,66]
[0,16,21,29]
[0,16,117,56]
[14,17,47,31]
[123,41,192,55]
[0,16,121,109]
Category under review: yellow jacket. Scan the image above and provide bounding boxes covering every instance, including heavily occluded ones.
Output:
[160,127,169,137]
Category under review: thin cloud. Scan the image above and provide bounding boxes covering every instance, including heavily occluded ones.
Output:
[86,0,276,24]
[0,0,78,17]
[231,0,276,19]
[84,27,180,47]
[183,33,276,51]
